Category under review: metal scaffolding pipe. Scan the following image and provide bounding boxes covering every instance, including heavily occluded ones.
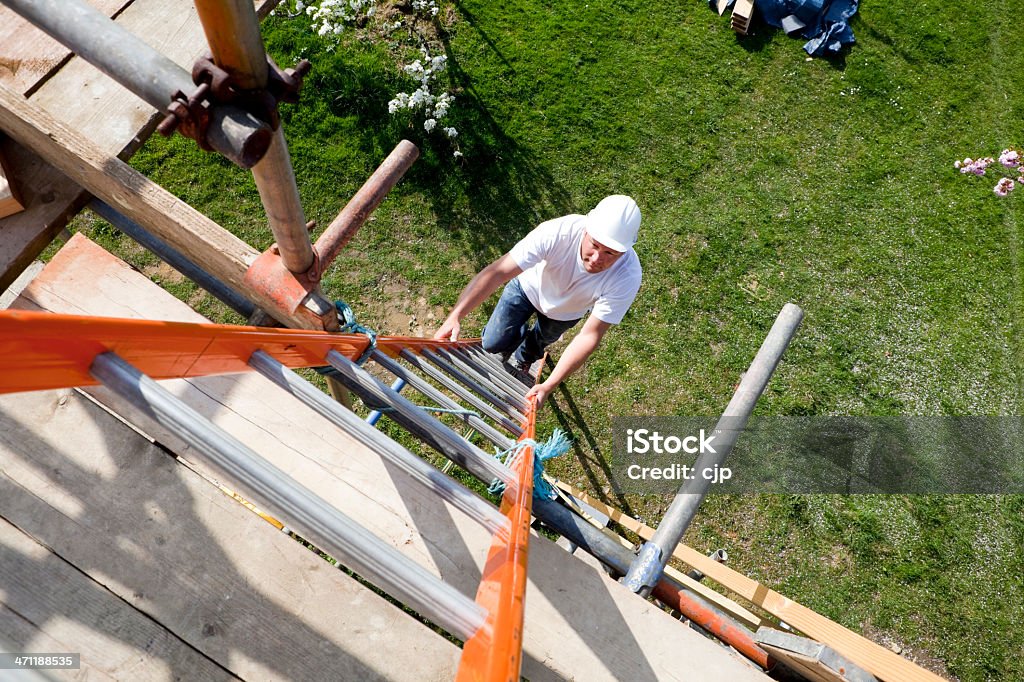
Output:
[623,303,804,596]
[91,351,486,641]
[192,0,269,89]
[88,199,257,320]
[250,129,316,273]
[651,579,771,670]
[366,377,406,426]
[2,0,272,168]
[347,357,770,669]
[248,351,507,536]
[313,140,420,279]
[189,1,316,275]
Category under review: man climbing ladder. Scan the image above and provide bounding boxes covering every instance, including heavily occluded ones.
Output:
[434,195,643,407]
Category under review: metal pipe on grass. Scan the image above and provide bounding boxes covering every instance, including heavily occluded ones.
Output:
[623,303,804,596]
[312,140,420,279]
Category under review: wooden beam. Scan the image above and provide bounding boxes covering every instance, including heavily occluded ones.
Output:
[0,0,274,294]
[0,83,317,327]
[555,482,947,682]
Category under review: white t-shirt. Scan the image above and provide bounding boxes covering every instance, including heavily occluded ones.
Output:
[508,215,642,324]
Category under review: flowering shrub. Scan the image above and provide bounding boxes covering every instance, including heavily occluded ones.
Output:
[275,0,462,156]
[387,48,458,141]
[955,148,1022,196]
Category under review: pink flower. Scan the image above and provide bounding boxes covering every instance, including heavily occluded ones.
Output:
[999,149,1021,168]
[994,177,1015,197]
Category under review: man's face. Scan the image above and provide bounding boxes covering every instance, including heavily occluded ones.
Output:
[580,231,626,273]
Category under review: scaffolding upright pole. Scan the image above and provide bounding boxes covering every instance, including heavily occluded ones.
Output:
[623,303,804,596]
[193,0,316,276]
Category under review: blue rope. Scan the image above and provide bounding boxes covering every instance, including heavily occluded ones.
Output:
[488,428,572,500]
[335,300,377,366]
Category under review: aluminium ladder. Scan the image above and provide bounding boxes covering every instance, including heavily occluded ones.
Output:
[0,308,540,681]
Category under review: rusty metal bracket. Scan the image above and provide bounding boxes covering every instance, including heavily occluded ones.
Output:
[244,245,320,316]
[160,54,311,142]
[244,244,339,331]
[157,82,214,149]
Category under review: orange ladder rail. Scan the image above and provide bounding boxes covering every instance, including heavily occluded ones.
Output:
[457,397,536,682]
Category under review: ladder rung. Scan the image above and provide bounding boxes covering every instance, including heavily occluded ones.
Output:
[437,346,530,406]
[326,350,513,487]
[419,348,525,422]
[395,349,523,437]
[445,346,530,400]
[370,350,514,450]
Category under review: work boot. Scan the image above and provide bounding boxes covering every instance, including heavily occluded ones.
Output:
[509,358,536,386]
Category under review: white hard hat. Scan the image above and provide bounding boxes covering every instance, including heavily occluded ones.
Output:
[585,195,641,253]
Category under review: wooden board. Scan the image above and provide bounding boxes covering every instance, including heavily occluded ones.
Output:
[0,0,130,96]
[0,388,461,680]
[0,136,24,218]
[0,0,272,294]
[557,482,948,682]
[12,234,772,682]
[0,514,235,681]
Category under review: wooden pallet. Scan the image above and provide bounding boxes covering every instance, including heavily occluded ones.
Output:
[732,0,755,35]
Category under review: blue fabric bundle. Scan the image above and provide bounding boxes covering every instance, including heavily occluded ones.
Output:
[735,0,859,57]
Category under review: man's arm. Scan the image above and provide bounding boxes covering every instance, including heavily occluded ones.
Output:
[525,316,613,407]
[433,254,523,341]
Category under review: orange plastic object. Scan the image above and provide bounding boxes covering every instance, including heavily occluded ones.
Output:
[0,309,474,394]
[456,397,536,682]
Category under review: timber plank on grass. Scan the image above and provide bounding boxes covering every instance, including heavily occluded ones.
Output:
[0,387,461,681]
[558,482,949,682]
[12,234,772,682]
[0,0,271,293]
[0,514,234,682]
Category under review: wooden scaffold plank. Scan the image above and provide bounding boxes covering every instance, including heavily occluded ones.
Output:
[0,386,462,680]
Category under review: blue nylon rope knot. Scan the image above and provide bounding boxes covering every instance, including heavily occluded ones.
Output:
[335,300,377,365]
[488,428,572,500]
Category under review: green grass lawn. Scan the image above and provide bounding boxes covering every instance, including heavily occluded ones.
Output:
[74,1,1024,679]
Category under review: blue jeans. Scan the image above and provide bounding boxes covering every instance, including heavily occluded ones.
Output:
[481,278,581,365]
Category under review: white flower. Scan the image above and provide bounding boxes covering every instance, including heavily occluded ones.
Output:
[443,127,458,138]
[453,150,463,159]
[424,118,437,133]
